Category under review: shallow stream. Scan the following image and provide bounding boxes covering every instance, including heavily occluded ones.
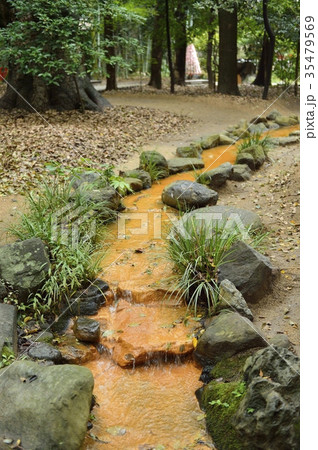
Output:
[83,125,298,449]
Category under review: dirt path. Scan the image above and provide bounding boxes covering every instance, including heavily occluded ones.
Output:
[105,90,299,170]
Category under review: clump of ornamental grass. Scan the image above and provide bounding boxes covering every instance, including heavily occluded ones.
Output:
[9,178,112,319]
[237,132,272,155]
[167,218,240,316]
[166,216,269,316]
[139,153,167,181]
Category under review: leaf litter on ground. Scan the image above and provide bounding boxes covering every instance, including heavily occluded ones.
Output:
[0,106,195,195]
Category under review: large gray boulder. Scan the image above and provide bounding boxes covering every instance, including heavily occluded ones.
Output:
[179,205,263,235]
[0,361,94,450]
[162,180,218,211]
[139,150,169,178]
[0,238,50,301]
[194,311,266,366]
[218,240,276,303]
[234,346,300,449]
[0,303,17,356]
[167,157,204,174]
[230,164,252,181]
[197,162,233,188]
[216,279,253,321]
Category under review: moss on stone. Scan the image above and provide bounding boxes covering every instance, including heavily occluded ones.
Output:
[202,380,246,450]
[210,349,256,382]
[243,145,265,168]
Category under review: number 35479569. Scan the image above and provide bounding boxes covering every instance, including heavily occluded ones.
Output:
[305,16,315,78]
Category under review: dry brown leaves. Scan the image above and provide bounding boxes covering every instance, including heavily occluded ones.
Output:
[0,105,195,194]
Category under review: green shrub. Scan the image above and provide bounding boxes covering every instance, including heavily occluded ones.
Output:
[167,218,241,316]
[9,179,109,319]
[139,153,167,181]
[166,217,269,316]
[237,132,271,155]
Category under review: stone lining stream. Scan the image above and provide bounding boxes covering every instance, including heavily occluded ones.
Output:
[82,125,298,449]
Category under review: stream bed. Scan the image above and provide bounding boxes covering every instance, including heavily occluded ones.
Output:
[83,125,298,449]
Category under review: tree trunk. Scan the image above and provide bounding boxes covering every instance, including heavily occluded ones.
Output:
[174,1,187,86]
[294,39,300,96]
[218,6,240,96]
[0,65,112,112]
[207,9,215,90]
[149,0,165,89]
[165,0,175,93]
[262,0,275,100]
[253,33,268,86]
[104,14,117,91]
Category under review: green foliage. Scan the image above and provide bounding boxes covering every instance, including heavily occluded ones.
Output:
[209,350,255,382]
[0,0,145,84]
[0,346,15,368]
[0,0,101,84]
[167,218,241,316]
[203,380,245,449]
[231,381,246,398]
[9,178,109,318]
[237,132,271,154]
[208,399,230,408]
[139,154,167,182]
[46,159,132,196]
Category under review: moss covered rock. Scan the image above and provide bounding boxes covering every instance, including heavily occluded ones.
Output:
[201,134,220,150]
[275,115,299,127]
[242,145,266,169]
[235,152,255,170]
[201,380,246,449]
[176,143,202,158]
[209,349,257,382]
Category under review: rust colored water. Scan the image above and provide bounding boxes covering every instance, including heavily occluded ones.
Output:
[84,359,212,450]
[83,125,298,449]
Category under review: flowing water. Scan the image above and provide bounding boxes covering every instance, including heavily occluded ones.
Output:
[83,125,299,449]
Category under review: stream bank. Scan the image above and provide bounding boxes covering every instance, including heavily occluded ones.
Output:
[81,124,299,449]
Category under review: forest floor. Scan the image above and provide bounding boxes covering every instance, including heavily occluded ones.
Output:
[0,84,300,352]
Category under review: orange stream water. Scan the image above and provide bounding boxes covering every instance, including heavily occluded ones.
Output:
[83,125,299,449]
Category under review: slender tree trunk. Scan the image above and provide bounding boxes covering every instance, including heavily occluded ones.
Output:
[253,33,268,86]
[207,9,215,90]
[174,1,187,86]
[262,0,275,100]
[104,14,117,91]
[149,0,165,89]
[165,0,175,94]
[218,6,240,96]
[294,39,300,96]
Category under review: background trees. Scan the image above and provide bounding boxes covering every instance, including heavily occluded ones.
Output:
[0,0,300,112]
